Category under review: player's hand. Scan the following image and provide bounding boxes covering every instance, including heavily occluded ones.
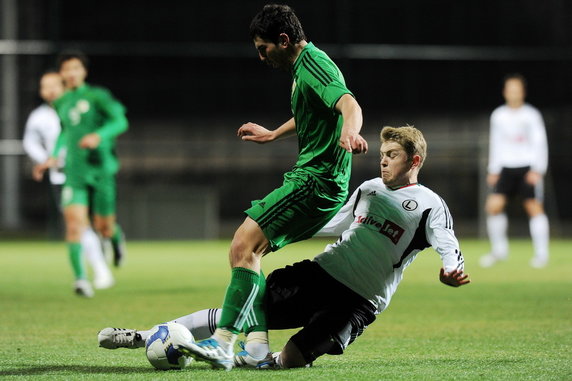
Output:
[340,132,368,154]
[486,173,500,187]
[237,122,275,144]
[32,157,57,182]
[439,268,470,287]
[525,170,542,186]
[79,133,101,149]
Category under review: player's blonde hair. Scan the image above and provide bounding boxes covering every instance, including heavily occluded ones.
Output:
[380,126,427,169]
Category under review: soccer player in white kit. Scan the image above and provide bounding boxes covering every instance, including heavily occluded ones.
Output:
[480,74,549,269]
[23,70,114,292]
[98,126,469,369]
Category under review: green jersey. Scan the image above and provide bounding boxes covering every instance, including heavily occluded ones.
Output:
[291,42,353,192]
[53,83,128,186]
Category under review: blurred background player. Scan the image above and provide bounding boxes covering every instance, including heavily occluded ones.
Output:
[98,126,470,369]
[35,51,128,297]
[480,74,549,269]
[184,4,368,369]
[25,70,113,291]
[23,70,66,238]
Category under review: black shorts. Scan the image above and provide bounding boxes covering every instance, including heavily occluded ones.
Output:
[493,166,536,199]
[265,260,376,363]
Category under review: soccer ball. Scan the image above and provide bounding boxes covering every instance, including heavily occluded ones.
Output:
[145,322,194,370]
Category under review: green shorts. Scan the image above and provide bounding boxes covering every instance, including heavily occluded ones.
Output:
[61,175,117,216]
[245,170,347,252]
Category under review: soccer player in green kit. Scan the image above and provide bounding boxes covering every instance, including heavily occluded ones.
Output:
[36,51,128,297]
[183,4,368,370]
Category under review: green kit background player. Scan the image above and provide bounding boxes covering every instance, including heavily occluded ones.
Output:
[37,51,128,297]
[185,4,368,370]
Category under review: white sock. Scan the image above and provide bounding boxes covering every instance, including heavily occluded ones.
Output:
[245,331,270,359]
[529,214,549,260]
[213,328,237,352]
[82,228,111,280]
[136,308,221,343]
[487,213,509,258]
[169,308,221,341]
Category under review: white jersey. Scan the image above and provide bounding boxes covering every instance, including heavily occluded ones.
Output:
[314,178,464,314]
[488,103,548,175]
[22,104,66,185]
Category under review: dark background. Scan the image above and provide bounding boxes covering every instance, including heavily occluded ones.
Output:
[4,0,572,238]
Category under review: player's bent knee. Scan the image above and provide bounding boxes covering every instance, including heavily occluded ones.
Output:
[229,219,269,266]
[94,216,114,238]
[280,339,312,368]
[523,199,544,217]
[485,195,505,215]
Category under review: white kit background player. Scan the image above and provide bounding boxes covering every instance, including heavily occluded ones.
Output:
[23,70,114,290]
[480,74,550,269]
[98,126,470,369]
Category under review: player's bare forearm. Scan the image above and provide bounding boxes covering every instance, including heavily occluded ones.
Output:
[274,118,297,140]
[525,170,542,186]
[486,173,500,187]
[238,118,296,144]
[32,157,57,182]
[439,268,471,287]
[336,94,367,154]
[79,133,102,149]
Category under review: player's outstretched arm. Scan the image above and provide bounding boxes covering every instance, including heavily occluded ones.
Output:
[439,268,470,287]
[238,117,296,144]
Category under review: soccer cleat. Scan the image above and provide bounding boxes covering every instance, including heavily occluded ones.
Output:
[530,256,548,269]
[177,337,234,371]
[479,253,506,268]
[112,232,127,267]
[98,328,144,349]
[233,342,277,369]
[74,279,94,298]
[94,273,115,290]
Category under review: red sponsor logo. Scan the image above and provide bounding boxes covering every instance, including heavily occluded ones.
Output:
[356,215,405,244]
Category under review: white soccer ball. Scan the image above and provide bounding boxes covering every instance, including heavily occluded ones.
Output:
[145,322,194,370]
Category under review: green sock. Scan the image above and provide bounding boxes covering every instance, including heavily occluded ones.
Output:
[218,267,260,334]
[68,242,86,280]
[244,270,267,334]
[111,223,123,245]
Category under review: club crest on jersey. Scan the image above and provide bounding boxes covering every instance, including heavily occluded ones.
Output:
[356,215,405,244]
[402,199,418,211]
[69,99,91,126]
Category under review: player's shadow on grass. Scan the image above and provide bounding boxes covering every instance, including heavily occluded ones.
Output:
[1,364,270,376]
[0,365,156,376]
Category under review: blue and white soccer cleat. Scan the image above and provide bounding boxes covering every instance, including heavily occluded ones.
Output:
[233,342,277,369]
[178,337,234,371]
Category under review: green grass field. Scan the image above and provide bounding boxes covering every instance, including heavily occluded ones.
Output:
[1,238,571,380]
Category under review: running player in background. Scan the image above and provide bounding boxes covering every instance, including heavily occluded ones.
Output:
[35,51,128,297]
[98,126,469,369]
[480,74,549,269]
[182,4,368,369]
[25,70,113,291]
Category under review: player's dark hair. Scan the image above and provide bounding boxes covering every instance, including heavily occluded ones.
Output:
[249,4,306,44]
[503,73,527,89]
[56,50,89,70]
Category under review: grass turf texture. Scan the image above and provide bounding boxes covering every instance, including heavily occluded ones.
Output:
[0,239,570,380]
